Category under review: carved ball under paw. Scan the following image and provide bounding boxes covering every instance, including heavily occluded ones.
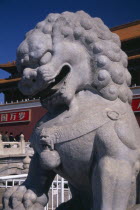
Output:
[40,149,61,170]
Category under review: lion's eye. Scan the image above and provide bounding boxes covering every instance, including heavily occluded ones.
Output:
[40,52,52,65]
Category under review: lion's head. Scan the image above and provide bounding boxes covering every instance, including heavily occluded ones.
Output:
[17,11,132,110]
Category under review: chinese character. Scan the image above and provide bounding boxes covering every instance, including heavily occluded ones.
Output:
[19,112,25,120]
[1,114,8,122]
[137,103,140,109]
[10,113,16,121]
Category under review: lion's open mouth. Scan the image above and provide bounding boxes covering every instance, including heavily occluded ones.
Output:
[40,64,71,100]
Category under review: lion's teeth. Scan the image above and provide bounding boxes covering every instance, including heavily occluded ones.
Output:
[47,78,55,85]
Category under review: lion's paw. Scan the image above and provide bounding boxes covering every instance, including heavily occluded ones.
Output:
[3,185,48,210]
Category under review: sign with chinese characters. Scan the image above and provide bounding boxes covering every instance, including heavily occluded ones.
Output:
[0,109,31,124]
[132,98,140,112]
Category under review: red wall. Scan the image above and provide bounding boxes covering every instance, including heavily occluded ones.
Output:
[0,105,139,142]
[0,106,47,141]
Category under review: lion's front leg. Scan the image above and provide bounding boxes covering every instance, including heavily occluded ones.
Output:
[91,121,137,210]
[3,153,56,210]
[92,156,132,210]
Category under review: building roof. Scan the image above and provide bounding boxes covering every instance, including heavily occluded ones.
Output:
[128,54,140,60]
[111,20,140,41]
[0,61,17,74]
[0,78,21,91]
[0,78,21,85]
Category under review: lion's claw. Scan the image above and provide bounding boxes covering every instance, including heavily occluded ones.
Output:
[3,185,48,210]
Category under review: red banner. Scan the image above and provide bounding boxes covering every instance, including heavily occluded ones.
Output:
[132,98,140,112]
[0,109,31,124]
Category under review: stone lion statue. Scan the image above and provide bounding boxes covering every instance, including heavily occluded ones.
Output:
[3,11,140,210]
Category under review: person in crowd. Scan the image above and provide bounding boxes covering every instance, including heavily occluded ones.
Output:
[15,132,23,141]
[2,131,9,142]
[9,132,16,142]
[15,134,20,142]
[0,131,4,140]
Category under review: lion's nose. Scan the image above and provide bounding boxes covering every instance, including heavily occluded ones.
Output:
[22,68,37,84]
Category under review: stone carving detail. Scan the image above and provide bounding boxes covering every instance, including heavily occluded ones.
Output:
[2,11,140,210]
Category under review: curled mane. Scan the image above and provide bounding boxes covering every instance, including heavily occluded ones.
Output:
[17,11,132,104]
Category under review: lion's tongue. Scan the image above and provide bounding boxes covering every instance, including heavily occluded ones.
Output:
[51,75,66,91]
[40,75,67,98]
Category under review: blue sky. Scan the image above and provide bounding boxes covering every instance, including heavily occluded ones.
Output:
[0,0,139,101]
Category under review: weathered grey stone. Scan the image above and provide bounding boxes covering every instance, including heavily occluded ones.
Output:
[2,11,140,210]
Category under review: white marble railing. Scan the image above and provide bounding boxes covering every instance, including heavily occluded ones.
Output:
[0,98,39,106]
[0,134,25,156]
[0,174,71,210]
